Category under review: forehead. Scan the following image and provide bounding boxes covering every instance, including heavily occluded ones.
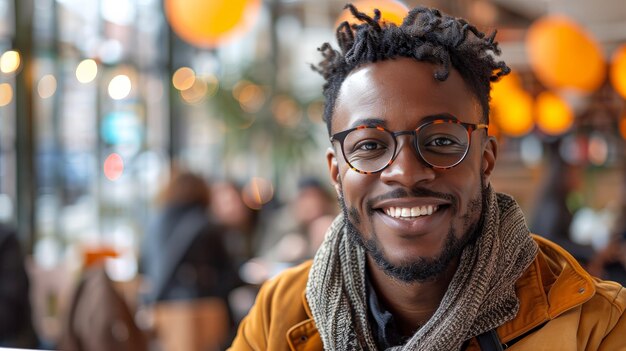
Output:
[332,58,481,132]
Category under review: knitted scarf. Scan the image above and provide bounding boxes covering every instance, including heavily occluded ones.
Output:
[305,186,538,350]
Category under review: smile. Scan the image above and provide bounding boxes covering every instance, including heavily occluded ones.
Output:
[383,205,439,219]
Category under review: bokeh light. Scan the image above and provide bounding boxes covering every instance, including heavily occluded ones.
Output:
[180,75,219,104]
[233,80,265,113]
[559,134,587,165]
[271,95,302,128]
[336,0,409,27]
[490,72,534,137]
[520,134,543,167]
[526,16,605,93]
[37,75,57,99]
[242,177,274,210]
[587,133,608,166]
[108,75,132,100]
[490,73,534,137]
[180,78,208,104]
[0,50,20,73]
[609,44,626,99]
[306,101,324,123]
[164,0,261,48]
[494,91,534,137]
[172,67,196,91]
[76,59,98,83]
[0,83,13,107]
[535,91,574,136]
[103,153,124,181]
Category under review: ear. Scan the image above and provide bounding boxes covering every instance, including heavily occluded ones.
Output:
[482,135,498,181]
[326,147,341,196]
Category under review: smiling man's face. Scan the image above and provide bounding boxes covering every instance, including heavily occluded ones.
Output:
[326,57,497,282]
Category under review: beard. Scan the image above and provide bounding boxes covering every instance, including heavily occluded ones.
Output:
[338,175,487,283]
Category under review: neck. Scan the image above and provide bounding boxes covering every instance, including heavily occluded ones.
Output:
[367,256,459,336]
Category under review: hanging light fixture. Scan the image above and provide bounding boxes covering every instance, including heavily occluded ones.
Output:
[164,0,261,48]
[526,16,606,93]
[535,91,574,136]
[490,72,534,137]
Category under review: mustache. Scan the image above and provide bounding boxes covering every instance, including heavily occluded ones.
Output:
[366,187,458,213]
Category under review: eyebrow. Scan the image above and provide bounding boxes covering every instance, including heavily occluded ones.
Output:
[349,113,460,129]
[350,118,386,128]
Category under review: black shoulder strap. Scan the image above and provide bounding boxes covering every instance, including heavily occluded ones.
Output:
[476,329,504,351]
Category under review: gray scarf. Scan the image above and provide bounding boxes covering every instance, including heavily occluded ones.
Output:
[305,186,538,350]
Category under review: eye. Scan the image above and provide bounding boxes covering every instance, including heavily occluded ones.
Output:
[343,127,393,160]
[347,139,390,161]
[421,134,467,154]
[427,137,456,147]
[355,140,385,151]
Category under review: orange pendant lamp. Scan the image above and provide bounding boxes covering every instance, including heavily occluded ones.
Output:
[526,16,606,93]
[165,0,261,48]
[490,72,534,137]
[535,91,574,136]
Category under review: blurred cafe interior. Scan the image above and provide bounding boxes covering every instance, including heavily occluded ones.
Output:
[0,0,625,349]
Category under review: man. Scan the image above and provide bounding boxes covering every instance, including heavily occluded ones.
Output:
[229,4,626,351]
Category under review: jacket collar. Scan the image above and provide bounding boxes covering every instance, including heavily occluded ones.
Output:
[497,235,595,343]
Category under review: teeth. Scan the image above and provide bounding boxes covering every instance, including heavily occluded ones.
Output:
[384,205,438,219]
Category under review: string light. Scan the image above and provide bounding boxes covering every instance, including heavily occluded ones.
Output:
[108,75,132,100]
[0,50,20,73]
[37,75,57,99]
[76,59,98,83]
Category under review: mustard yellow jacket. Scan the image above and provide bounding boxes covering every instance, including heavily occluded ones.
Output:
[229,235,626,350]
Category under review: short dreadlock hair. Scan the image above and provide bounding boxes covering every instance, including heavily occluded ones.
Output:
[313,4,510,135]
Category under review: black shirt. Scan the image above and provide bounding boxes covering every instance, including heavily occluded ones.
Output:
[366,273,412,349]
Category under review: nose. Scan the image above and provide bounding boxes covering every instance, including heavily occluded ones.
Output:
[379,135,436,186]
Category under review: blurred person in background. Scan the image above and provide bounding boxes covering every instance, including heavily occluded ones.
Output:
[229,4,626,350]
[0,223,38,348]
[139,171,240,310]
[588,206,626,285]
[210,180,260,269]
[530,140,594,265]
[255,177,338,264]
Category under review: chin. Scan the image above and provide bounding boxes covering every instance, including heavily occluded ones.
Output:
[345,215,462,283]
[380,243,443,267]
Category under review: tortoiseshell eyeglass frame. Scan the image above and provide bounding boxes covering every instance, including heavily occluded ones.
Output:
[330,118,488,174]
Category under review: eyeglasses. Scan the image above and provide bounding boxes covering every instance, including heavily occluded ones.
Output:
[330,118,488,174]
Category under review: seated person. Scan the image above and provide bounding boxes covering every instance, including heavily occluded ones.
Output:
[0,223,38,348]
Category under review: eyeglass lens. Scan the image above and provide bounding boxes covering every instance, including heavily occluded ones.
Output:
[342,123,470,172]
